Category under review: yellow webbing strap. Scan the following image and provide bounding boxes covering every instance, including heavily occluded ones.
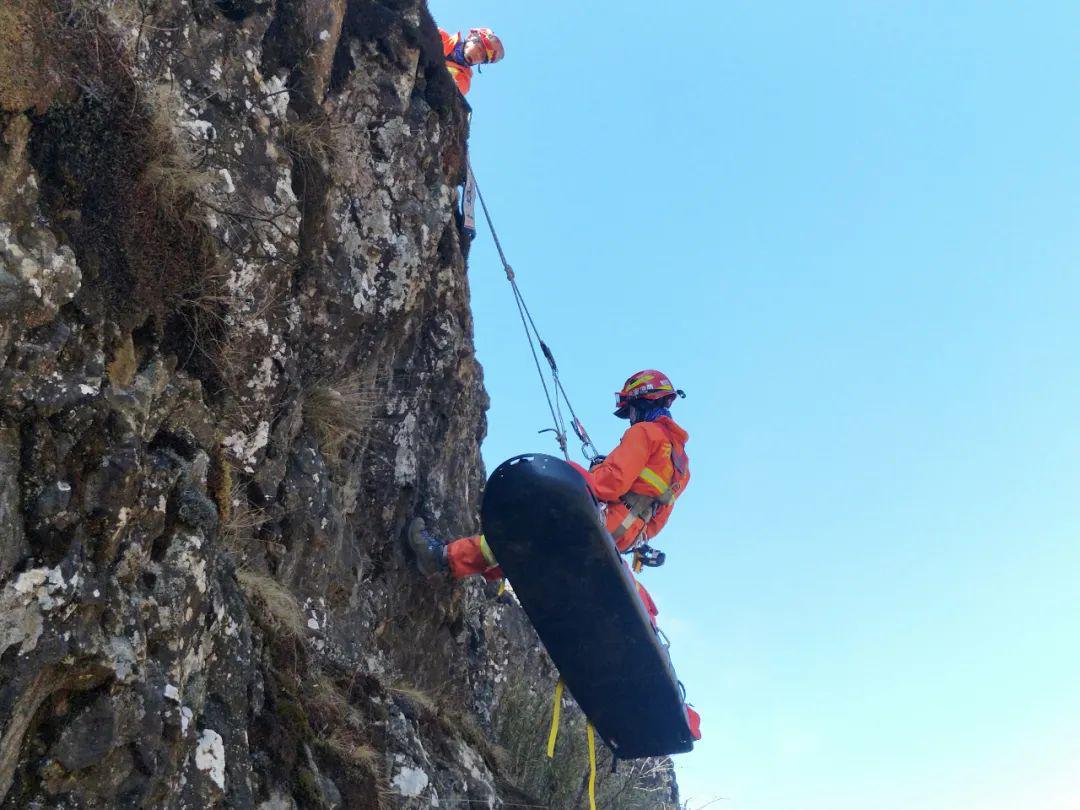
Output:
[586,721,597,810]
[497,579,506,597]
[546,678,564,758]
[479,535,498,567]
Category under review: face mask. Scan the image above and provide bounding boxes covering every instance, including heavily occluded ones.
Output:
[450,39,470,66]
[631,404,672,425]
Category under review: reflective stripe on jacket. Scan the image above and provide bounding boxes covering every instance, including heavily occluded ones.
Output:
[439,29,472,95]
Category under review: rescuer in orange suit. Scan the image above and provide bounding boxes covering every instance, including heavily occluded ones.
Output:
[439,27,505,96]
[408,370,690,581]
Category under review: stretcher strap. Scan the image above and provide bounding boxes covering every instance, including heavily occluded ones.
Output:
[479,535,498,567]
[546,679,564,758]
[586,721,597,810]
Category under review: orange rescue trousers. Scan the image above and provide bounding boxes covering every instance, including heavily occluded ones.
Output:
[445,505,646,582]
[446,535,503,581]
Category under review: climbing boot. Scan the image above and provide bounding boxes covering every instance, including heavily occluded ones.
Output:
[407,517,448,576]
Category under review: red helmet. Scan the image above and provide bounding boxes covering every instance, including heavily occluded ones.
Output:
[467,28,505,63]
[614,369,679,419]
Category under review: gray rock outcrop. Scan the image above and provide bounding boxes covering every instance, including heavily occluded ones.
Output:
[0,1,680,807]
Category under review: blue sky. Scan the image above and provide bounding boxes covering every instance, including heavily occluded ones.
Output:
[428,2,1080,807]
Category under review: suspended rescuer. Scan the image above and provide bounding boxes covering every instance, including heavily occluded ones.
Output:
[408,370,690,582]
[439,27,505,96]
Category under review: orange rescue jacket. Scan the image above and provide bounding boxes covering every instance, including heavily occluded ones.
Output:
[439,29,472,95]
[586,416,690,551]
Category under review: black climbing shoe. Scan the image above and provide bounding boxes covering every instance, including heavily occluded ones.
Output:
[407,517,448,576]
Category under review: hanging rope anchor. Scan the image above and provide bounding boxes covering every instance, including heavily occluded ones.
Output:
[469,160,601,463]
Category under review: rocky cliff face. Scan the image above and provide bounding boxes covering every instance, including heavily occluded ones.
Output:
[0,1,679,807]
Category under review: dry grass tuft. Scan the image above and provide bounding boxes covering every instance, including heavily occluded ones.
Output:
[320,728,379,773]
[282,117,343,169]
[308,677,352,720]
[139,86,214,223]
[167,262,287,401]
[305,676,382,777]
[387,683,438,715]
[303,372,379,457]
[142,160,214,224]
[236,570,306,639]
[219,477,271,564]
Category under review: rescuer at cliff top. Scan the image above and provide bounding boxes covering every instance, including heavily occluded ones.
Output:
[439,27,505,96]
